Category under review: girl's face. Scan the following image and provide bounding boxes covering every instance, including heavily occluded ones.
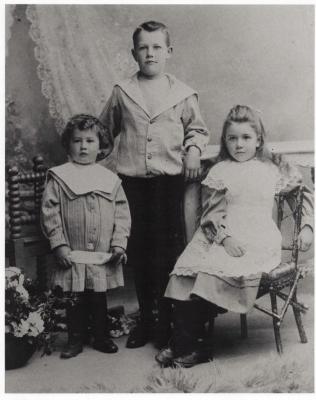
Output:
[132,30,172,79]
[69,128,100,165]
[225,122,260,162]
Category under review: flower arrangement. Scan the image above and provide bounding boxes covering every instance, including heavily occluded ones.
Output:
[5,266,134,355]
[5,267,64,357]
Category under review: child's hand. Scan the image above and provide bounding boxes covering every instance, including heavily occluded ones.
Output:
[54,245,72,269]
[183,146,202,181]
[222,237,246,257]
[110,246,127,267]
[298,225,313,252]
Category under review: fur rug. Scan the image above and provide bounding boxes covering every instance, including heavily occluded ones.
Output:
[140,350,314,393]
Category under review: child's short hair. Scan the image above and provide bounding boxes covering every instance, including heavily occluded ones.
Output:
[61,114,113,161]
[132,21,170,48]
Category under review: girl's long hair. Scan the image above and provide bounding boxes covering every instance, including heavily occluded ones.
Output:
[216,105,275,163]
[204,105,294,178]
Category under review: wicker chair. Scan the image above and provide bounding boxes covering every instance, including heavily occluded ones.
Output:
[5,155,50,289]
[183,182,309,354]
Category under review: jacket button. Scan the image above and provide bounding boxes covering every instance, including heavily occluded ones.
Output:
[147,137,152,142]
[87,243,94,250]
[147,154,152,159]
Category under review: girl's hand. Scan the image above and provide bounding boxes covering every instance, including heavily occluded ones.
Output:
[54,245,72,269]
[183,146,202,181]
[110,246,127,267]
[222,237,246,257]
[298,225,313,252]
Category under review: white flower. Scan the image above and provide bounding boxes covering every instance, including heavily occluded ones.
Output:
[5,267,24,290]
[11,320,28,337]
[26,312,45,336]
[15,285,29,301]
[6,267,22,276]
[11,312,45,338]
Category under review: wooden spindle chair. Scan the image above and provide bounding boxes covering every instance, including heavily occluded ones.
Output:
[6,155,50,289]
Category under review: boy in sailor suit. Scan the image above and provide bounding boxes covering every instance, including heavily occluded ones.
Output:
[99,21,210,349]
[41,114,131,358]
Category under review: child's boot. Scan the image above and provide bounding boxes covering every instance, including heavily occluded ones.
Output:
[126,308,155,348]
[90,292,118,353]
[60,295,84,359]
[172,299,211,368]
[60,333,84,359]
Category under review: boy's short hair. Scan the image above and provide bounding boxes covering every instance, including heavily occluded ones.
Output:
[61,114,113,161]
[133,21,170,48]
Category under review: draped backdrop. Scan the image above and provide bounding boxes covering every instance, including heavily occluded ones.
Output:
[26,4,138,134]
[5,5,16,57]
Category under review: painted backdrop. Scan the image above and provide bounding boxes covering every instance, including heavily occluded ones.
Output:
[6,4,314,170]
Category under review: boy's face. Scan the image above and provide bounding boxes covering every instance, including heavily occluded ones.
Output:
[69,128,100,165]
[132,30,172,78]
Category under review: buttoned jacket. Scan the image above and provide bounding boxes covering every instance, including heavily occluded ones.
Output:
[100,73,210,177]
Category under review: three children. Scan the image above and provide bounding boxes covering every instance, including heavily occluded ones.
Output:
[41,21,313,366]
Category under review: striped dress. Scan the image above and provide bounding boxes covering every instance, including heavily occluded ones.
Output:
[41,162,131,292]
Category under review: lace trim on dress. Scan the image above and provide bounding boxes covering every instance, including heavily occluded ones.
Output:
[201,176,227,191]
[275,163,302,194]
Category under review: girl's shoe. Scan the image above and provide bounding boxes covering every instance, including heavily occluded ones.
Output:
[93,338,118,353]
[173,350,212,368]
[155,346,175,367]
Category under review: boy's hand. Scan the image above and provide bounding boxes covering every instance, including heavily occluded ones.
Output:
[222,237,246,257]
[54,245,72,269]
[183,146,202,181]
[298,225,313,252]
[110,246,127,267]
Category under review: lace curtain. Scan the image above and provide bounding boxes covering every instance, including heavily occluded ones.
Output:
[26,4,137,134]
[5,5,16,57]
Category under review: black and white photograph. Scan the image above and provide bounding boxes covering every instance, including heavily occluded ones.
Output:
[4,1,314,394]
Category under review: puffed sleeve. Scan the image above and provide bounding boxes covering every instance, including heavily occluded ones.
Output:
[110,184,131,250]
[275,159,314,231]
[40,177,68,250]
[182,94,210,154]
[200,172,231,244]
[99,86,122,141]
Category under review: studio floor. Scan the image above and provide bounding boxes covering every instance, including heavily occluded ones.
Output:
[5,267,314,393]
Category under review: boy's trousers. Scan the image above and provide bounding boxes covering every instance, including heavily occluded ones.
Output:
[120,174,185,335]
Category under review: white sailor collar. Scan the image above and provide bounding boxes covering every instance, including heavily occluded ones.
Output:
[115,73,197,119]
[48,162,120,197]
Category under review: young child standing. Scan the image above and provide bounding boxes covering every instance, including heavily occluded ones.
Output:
[99,21,209,349]
[41,114,131,359]
[157,105,313,367]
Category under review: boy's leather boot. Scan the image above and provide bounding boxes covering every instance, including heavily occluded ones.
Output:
[90,292,118,353]
[60,295,84,359]
[126,319,151,348]
[60,333,83,359]
[126,307,155,348]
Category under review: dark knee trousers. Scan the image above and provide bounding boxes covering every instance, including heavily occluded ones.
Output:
[120,175,185,330]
